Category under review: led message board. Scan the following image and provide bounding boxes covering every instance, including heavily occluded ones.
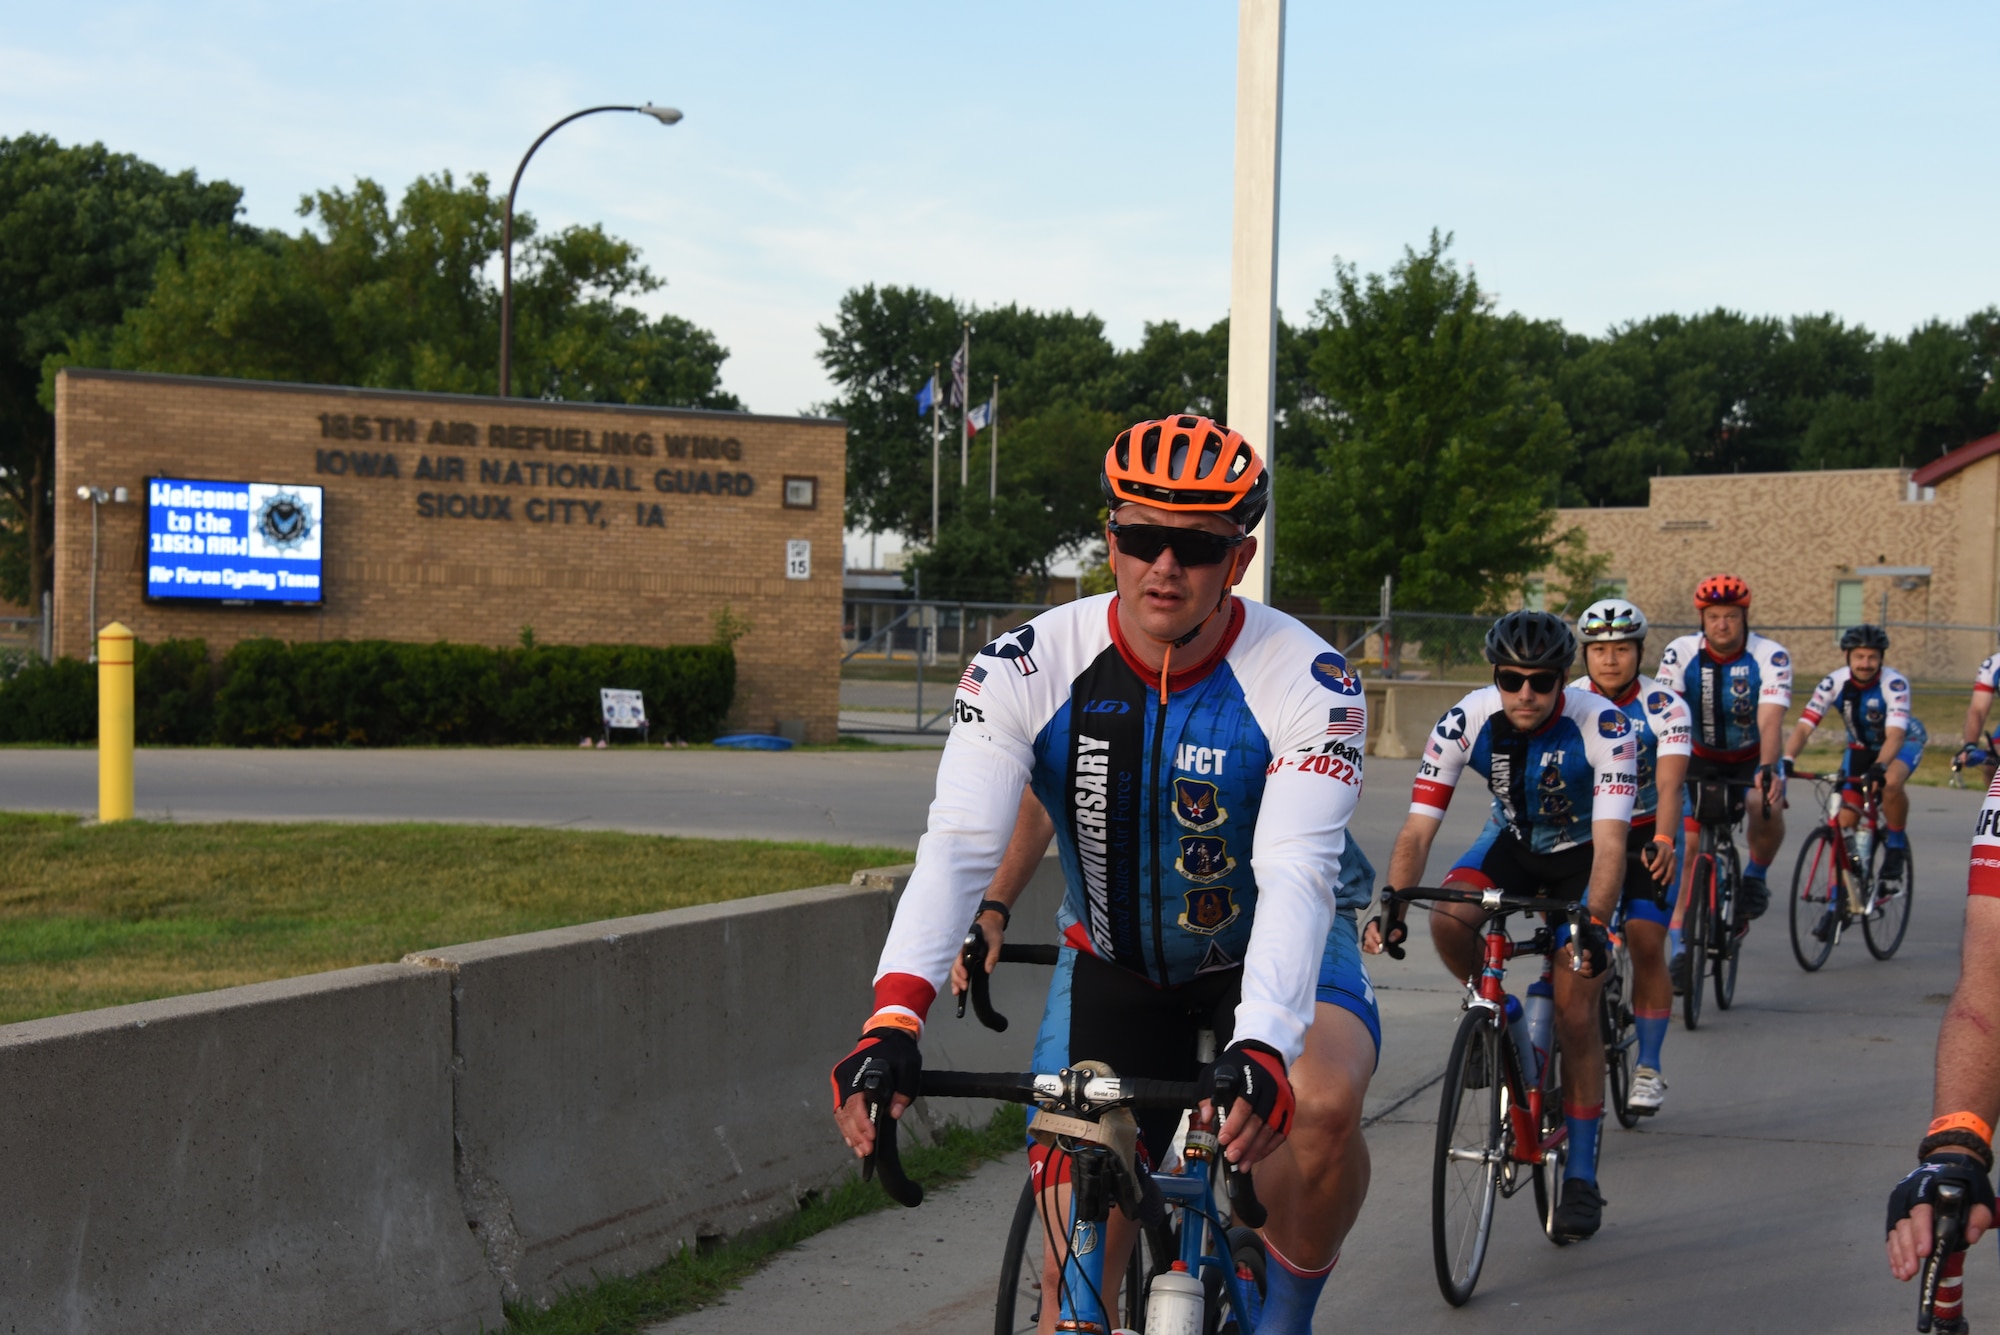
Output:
[145,478,324,604]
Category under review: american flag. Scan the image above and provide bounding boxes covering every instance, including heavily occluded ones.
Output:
[1326,706,1363,737]
[958,663,987,696]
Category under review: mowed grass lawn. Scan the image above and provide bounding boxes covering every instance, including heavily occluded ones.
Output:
[0,814,909,1025]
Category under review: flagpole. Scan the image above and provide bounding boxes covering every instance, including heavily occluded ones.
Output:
[959,324,972,490]
[988,376,1000,503]
[930,362,941,540]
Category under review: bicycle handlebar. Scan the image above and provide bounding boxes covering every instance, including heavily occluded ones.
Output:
[864,1066,1265,1226]
[1917,1179,1968,1332]
[955,932,1061,1031]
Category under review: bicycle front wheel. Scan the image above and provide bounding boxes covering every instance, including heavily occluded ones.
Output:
[1432,1007,1503,1306]
[1714,842,1741,1010]
[1864,839,1914,960]
[1682,854,1710,1030]
[1531,1025,1570,1246]
[1604,941,1639,1129]
[994,1176,1040,1335]
[1790,828,1840,972]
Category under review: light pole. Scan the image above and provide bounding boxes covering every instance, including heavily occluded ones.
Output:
[498,103,682,398]
[75,485,129,663]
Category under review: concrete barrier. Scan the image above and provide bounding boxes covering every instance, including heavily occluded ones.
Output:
[0,964,498,1335]
[405,883,891,1306]
[1365,681,1473,758]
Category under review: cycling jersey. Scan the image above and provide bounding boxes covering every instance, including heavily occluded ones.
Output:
[1800,665,1916,752]
[1973,653,2000,696]
[1571,673,1693,825]
[1654,632,1793,761]
[1972,773,2000,898]
[1411,686,1638,854]
[872,594,1367,1064]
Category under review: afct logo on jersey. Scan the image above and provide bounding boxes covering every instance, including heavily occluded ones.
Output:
[1311,651,1362,696]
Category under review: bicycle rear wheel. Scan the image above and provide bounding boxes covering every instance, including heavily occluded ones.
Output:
[1713,843,1741,1010]
[1604,940,1639,1129]
[1864,840,1914,959]
[1789,828,1840,972]
[1432,1007,1503,1306]
[1681,853,1710,1030]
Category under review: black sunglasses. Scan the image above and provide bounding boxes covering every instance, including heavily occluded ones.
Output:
[1494,668,1562,695]
[1108,521,1245,568]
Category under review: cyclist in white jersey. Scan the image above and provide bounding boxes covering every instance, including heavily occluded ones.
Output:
[1954,638,2000,788]
[1574,598,1691,1115]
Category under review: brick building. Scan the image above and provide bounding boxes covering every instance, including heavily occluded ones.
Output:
[1547,433,2000,682]
[53,369,847,741]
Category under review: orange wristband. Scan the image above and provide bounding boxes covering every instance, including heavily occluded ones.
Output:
[1929,1112,1993,1145]
[863,1011,922,1039]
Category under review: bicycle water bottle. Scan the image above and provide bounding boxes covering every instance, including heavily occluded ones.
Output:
[1144,1260,1204,1335]
[1524,975,1555,1086]
[1504,994,1539,1086]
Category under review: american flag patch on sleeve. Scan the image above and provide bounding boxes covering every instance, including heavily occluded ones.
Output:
[1326,706,1362,737]
[958,663,987,696]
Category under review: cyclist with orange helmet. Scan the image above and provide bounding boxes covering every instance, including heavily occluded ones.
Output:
[832,416,1381,1334]
[1654,575,1794,950]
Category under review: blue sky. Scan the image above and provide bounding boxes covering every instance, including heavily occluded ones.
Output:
[6,0,1995,425]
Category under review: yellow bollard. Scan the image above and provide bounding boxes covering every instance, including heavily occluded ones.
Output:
[97,621,135,822]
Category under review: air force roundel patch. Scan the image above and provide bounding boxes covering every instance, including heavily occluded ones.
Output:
[1771,650,1790,668]
[979,624,1038,676]
[1646,691,1674,714]
[1311,651,1362,696]
[1597,710,1632,739]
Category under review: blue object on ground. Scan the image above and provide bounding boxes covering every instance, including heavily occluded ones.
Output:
[712,733,795,751]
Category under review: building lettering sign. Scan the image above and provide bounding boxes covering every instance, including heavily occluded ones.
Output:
[308,414,762,529]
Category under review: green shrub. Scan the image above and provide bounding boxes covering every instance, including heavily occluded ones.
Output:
[1,638,735,746]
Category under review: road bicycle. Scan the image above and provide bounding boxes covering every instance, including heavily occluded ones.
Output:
[863,930,1270,1333]
[1599,918,1642,1130]
[1788,763,1914,969]
[1381,885,1592,1306]
[1679,771,1750,1029]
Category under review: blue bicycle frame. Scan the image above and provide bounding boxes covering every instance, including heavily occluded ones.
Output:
[1046,1136,1263,1332]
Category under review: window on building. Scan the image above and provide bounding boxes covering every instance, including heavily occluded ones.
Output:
[1835,580,1864,629]
[1523,578,1545,612]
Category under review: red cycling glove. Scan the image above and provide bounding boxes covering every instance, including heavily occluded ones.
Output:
[1206,1040,1294,1138]
[830,1026,922,1115]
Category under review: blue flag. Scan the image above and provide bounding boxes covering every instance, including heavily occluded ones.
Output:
[915,376,936,418]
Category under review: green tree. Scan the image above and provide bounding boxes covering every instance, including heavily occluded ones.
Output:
[1278,232,1573,614]
[75,172,739,410]
[0,134,243,608]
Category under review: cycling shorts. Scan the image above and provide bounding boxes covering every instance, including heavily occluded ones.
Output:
[1028,916,1382,1165]
[1839,719,1929,776]
[1447,821,1595,901]
[1619,823,1682,928]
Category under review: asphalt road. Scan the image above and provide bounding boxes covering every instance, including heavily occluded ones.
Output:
[3,746,1983,1330]
[654,774,1985,1334]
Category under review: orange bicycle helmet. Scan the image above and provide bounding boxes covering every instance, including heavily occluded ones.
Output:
[1101,415,1269,531]
[1694,573,1752,609]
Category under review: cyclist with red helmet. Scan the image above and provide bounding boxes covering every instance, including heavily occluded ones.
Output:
[832,416,1381,1334]
[1654,575,1793,953]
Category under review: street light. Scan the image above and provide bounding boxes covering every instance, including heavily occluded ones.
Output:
[497,103,683,398]
[75,484,129,663]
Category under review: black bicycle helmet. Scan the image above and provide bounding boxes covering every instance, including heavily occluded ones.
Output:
[1484,610,1577,671]
[1840,623,1890,652]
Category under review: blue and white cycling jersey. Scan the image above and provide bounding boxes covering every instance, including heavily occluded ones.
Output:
[1412,686,1637,854]
[1655,632,1793,761]
[1973,653,2000,698]
[1572,673,1693,824]
[1800,664,1926,753]
[871,595,1368,1065]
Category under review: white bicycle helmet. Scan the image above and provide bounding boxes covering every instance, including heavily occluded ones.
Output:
[1577,598,1649,643]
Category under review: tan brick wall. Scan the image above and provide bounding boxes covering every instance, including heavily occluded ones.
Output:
[1549,462,2000,683]
[53,370,847,742]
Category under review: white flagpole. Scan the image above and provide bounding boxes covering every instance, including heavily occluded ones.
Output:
[1228,0,1284,604]
[988,376,1000,502]
[930,363,941,540]
[959,325,972,490]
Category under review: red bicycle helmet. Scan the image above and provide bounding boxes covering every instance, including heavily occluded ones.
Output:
[1694,574,1752,609]
[1101,415,1269,531]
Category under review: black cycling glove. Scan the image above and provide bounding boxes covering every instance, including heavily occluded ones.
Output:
[830,1026,922,1116]
[1371,894,1409,961]
[1866,761,1889,788]
[1887,1153,1996,1243]
[1206,1040,1295,1138]
[1573,918,1613,978]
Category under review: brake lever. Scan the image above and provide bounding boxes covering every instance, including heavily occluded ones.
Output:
[860,1069,923,1208]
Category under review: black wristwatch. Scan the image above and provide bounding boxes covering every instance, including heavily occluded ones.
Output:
[976,899,1012,929]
